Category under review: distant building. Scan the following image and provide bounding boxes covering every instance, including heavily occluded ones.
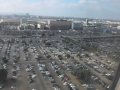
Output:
[34,21,48,30]
[72,21,83,30]
[49,20,72,30]
[0,19,20,30]
[35,24,41,29]
[86,19,89,26]
[83,25,96,30]
[117,26,120,30]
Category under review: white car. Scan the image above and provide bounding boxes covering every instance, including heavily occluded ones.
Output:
[63,82,68,86]
[82,84,88,88]
[32,88,36,90]
[26,68,32,72]
[32,74,37,79]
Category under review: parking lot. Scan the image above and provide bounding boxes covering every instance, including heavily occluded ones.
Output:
[0,35,81,90]
[0,30,119,90]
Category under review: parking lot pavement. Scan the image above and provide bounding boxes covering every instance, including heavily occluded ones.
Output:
[35,46,86,90]
[19,45,54,90]
[34,46,70,90]
[36,45,112,90]
[0,33,117,90]
[0,42,56,90]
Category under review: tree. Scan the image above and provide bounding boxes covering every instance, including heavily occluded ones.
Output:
[73,67,91,83]
[46,55,51,59]
[14,59,18,64]
[76,52,81,58]
[78,69,91,82]
[58,55,63,60]
[45,42,51,47]
[65,54,71,59]
[0,69,8,84]
[23,47,28,52]
[2,57,8,64]
[41,33,46,37]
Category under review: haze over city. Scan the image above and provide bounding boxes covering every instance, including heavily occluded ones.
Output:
[0,0,120,19]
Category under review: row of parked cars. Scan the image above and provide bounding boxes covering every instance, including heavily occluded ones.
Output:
[37,62,60,90]
[50,61,77,90]
[81,61,110,89]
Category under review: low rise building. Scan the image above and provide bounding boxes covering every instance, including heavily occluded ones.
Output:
[0,19,20,30]
[72,21,83,30]
[49,20,72,30]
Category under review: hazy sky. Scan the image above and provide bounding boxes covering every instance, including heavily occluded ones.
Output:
[0,0,120,19]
